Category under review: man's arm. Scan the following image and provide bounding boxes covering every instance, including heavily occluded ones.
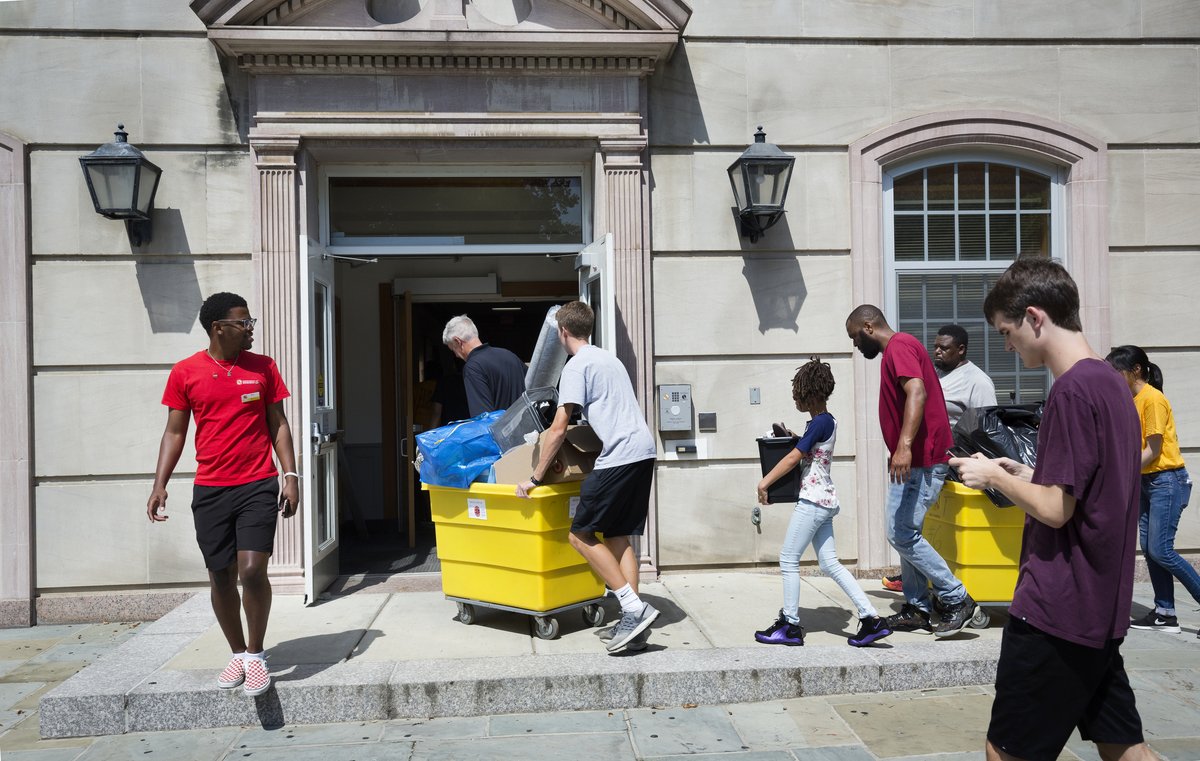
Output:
[891,376,927,483]
[950,455,1077,528]
[516,405,575,498]
[147,409,190,522]
[266,402,300,518]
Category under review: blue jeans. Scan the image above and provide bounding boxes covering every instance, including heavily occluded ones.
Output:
[779,499,877,624]
[1140,467,1200,614]
[885,464,967,612]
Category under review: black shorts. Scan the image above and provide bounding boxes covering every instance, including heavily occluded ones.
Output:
[988,618,1144,760]
[572,458,655,537]
[191,476,279,570]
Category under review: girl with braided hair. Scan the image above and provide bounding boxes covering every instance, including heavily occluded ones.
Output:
[754,357,893,648]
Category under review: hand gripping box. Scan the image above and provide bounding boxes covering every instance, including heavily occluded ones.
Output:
[490,425,602,485]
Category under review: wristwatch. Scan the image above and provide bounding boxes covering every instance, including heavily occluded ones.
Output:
[529,476,542,486]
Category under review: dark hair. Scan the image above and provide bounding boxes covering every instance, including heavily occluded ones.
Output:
[556,300,594,340]
[199,292,248,335]
[792,356,835,409]
[845,304,888,329]
[1105,345,1164,392]
[937,324,969,350]
[982,258,1082,331]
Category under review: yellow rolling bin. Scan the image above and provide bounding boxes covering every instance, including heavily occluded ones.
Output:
[426,481,607,640]
[923,480,1025,629]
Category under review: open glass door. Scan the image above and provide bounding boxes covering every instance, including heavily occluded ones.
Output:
[394,289,417,547]
[575,233,616,348]
[301,237,340,605]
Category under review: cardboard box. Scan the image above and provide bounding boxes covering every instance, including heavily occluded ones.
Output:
[490,425,602,485]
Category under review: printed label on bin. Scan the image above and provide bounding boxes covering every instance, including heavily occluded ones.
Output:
[569,496,580,519]
[467,499,487,520]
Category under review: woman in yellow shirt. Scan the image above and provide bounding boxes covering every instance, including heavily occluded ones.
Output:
[1106,345,1196,636]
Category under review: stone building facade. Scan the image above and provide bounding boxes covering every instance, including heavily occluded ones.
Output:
[1,0,1197,624]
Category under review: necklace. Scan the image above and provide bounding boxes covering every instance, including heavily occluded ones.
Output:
[205,350,240,378]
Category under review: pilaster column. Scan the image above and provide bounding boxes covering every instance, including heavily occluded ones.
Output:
[0,133,33,626]
[252,136,304,586]
[599,137,657,577]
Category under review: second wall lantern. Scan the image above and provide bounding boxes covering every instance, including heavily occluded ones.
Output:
[728,126,795,243]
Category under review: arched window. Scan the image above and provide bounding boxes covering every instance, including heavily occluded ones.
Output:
[884,155,1066,404]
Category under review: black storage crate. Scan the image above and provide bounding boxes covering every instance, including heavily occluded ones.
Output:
[757,437,800,504]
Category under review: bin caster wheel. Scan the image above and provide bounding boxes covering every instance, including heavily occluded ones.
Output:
[534,616,560,640]
[456,602,476,626]
[967,607,990,629]
[582,604,606,628]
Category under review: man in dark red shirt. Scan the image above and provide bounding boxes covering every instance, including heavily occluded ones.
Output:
[845,305,974,637]
[147,292,299,698]
[952,260,1151,761]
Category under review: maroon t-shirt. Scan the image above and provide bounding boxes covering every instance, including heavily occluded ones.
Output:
[879,332,953,467]
[1012,358,1141,648]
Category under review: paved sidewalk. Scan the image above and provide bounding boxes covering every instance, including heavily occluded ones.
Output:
[2,576,1198,759]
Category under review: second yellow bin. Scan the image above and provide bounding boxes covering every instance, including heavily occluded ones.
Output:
[923,481,1025,602]
[427,481,604,612]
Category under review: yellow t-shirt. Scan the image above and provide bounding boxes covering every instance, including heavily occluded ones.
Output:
[1134,384,1185,474]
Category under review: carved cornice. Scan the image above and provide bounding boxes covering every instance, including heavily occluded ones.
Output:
[237,52,657,73]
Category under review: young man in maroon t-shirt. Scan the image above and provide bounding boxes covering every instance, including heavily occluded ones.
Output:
[953,260,1151,761]
[147,292,299,697]
[845,305,975,637]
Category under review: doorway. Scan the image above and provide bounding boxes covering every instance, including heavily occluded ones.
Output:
[338,297,568,577]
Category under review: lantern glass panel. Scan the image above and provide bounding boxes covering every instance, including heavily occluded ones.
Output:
[747,161,791,207]
[136,163,158,215]
[86,162,136,212]
[729,165,749,211]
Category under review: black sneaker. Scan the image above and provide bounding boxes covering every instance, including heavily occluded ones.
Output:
[754,612,805,646]
[933,595,977,638]
[848,616,892,647]
[1130,611,1181,633]
[885,603,932,634]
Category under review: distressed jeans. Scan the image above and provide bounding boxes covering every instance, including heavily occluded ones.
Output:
[1140,467,1200,614]
[885,464,967,612]
[779,499,877,625]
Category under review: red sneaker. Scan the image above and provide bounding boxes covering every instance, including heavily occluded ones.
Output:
[217,654,244,689]
[882,574,903,592]
[243,653,271,697]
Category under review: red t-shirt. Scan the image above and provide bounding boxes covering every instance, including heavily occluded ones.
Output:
[879,332,953,468]
[162,350,290,487]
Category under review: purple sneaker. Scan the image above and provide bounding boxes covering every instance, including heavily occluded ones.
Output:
[754,613,804,646]
[848,615,893,647]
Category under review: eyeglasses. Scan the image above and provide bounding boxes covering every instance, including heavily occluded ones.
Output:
[216,318,257,330]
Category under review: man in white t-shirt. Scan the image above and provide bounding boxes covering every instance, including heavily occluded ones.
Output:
[515,301,659,654]
[934,324,998,430]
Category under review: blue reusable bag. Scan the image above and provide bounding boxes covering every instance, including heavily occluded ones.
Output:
[416,410,505,489]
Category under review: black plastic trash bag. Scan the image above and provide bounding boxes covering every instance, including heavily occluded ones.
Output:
[948,404,1043,507]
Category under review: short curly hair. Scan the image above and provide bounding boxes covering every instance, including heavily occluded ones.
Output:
[792,356,835,410]
[199,292,248,335]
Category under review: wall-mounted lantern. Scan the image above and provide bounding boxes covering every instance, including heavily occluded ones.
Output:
[727,126,795,243]
[79,124,162,246]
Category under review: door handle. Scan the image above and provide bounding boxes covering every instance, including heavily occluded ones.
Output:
[400,437,409,459]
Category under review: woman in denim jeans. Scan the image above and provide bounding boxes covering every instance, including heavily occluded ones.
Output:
[1107,345,1198,635]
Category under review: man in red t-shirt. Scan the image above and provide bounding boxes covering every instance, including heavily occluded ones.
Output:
[147,292,299,697]
[845,305,974,637]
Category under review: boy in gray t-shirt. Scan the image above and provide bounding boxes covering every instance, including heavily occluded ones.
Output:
[516,301,658,653]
